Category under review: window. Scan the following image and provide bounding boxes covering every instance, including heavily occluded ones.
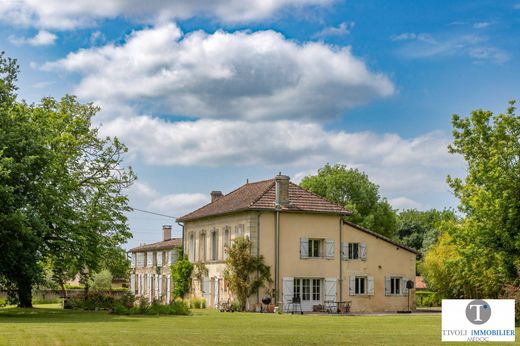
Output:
[355,277,366,295]
[156,251,163,266]
[146,251,153,267]
[348,243,359,259]
[308,239,323,258]
[234,224,244,238]
[390,277,401,295]
[293,279,301,299]
[199,232,207,262]
[211,229,219,261]
[136,252,145,267]
[189,233,195,262]
[312,279,321,301]
[302,279,311,300]
[223,227,230,259]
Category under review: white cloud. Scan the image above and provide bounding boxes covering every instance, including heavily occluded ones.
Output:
[99,115,464,197]
[8,30,57,46]
[148,193,209,216]
[473,22,491,29]
[0,0,332,30]
[313,22,354,38]
[388,196,423,210]
[43,23,394,122]
[393,32,509,64]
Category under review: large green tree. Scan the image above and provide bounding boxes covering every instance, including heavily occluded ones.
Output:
[0,53,135,306]
[396,208,457,256]
[422,101,520,298]
[300,164,397,237]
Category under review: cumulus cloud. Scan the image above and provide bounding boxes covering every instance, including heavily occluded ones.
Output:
[8,30,57,46]
[148,193,210,216]
[42,23,394,122]
[388,196,423,210]
[0,0,332,29]
[99,115,464,197]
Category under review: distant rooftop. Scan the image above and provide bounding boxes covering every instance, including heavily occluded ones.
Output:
[128,238,181,253]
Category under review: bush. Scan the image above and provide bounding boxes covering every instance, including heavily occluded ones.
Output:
[90,270,113,292]
[188,297,206,309]
[112,299,190,316]
[65,292,116,310]
[32,297,61,305]
[416,291,441,307]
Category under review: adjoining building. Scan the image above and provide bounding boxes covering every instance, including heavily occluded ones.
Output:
[128,225,181,303]
[177,174,418,312]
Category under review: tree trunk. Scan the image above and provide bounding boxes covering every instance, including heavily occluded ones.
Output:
[60,282,67,299]
[17,279,33,308]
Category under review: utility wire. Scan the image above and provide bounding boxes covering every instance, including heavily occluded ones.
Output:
[130,207,178,219]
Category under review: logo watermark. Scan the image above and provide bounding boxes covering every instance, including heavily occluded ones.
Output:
[442,299,515,342]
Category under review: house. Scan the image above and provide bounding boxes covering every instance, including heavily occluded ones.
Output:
[128,225,181,303]
[177,174,418,312]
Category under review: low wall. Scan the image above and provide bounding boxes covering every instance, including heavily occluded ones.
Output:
[0,289,128,301]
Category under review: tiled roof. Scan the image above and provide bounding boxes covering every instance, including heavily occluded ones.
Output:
[177,178,351,222]
[415,276,427,289]
[128,238,182,253]
[343,220,419,254]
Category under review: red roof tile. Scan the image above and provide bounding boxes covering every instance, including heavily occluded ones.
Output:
[177,178,351,222]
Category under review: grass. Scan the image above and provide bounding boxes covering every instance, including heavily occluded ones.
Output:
[0,305,516,345]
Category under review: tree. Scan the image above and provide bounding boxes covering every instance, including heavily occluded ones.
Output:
[0,52,135,307]
[422,101,520,298]
[300,164,397,237]
[396,208,457,255]
[171,250,194,299]
[90,269,113,291]
[223,237,272,312]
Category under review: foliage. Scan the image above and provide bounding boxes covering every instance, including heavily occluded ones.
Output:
[100,247,130,280]
[112,299,190,316]
[501,283,520,323]
[171,250,194,299]
[188,297,206,309]
[415,291,441,307]
[90,270,113,292]
[192,262,208,282]
[300,164,397,237]
[423,101,520,299]
[32,297,61,305]
[223,237,272,311]
[396,208,457,256]
[0,52,135,307]
[65,292,117,310]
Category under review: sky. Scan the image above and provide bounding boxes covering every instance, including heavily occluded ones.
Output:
[1,0,519,249]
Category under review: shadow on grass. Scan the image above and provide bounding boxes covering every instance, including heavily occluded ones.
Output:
[0,306,183,324]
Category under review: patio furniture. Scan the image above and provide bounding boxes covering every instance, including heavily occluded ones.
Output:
[335,301,352,314]
[286,297,303,315]
[323,300,336,313]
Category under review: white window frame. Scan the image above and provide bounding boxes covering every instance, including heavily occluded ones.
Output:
[355,276,367,295]
[308,239,323,258]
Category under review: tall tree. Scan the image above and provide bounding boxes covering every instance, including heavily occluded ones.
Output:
[0,53,135,307]
[396,208,457,255]
[422,101,520,298]
[300,164,397,237]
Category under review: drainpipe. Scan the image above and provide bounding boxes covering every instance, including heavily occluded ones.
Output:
[275,209,280,303]
[339,218,343,303]
[256,212,261,304]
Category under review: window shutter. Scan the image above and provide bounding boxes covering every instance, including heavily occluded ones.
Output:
[300,238,308,259]
[158,275,162,299]
[130,274,135,293]
[202,278,210,304]
[147,251,153,267]
[402,278,409,295]
[385,276,391,296]
[325,239,334,259]
[166,275,171,303]
[170,249,179,264]
[324,278,337,302]
[157,251,163,267]
[214,279,220,308]
[360,242,367,261]
[367,276,374,295]
[341,242,349,260]
[282,277,294,311]
[349,276,355,296]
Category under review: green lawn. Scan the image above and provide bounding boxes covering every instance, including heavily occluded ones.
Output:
[0,305,515,345]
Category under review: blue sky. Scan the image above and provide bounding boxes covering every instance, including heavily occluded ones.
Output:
[1,0,518,249]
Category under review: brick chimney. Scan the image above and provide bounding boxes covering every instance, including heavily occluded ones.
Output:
[274,173,290,207]
[163,225,172,241]
[211,191,223,202]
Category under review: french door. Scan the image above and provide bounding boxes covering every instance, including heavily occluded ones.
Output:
[293,278,322,311]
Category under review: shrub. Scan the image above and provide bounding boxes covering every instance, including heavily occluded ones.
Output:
[65,292,116,310]
[416,291,441,307]
[188,297,206,309]
[171,251,193,299]
[112,300,190,316]
[90,270,113,292]
[32,297,61,305]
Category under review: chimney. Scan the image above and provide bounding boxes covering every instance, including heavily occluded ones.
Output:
[162,225,172,241]
[274,173,290,208]
[211,191,223,202]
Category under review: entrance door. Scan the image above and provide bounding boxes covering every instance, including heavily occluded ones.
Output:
[293,278,322,311]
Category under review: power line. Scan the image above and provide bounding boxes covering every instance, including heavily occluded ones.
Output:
[130,207,178,219]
